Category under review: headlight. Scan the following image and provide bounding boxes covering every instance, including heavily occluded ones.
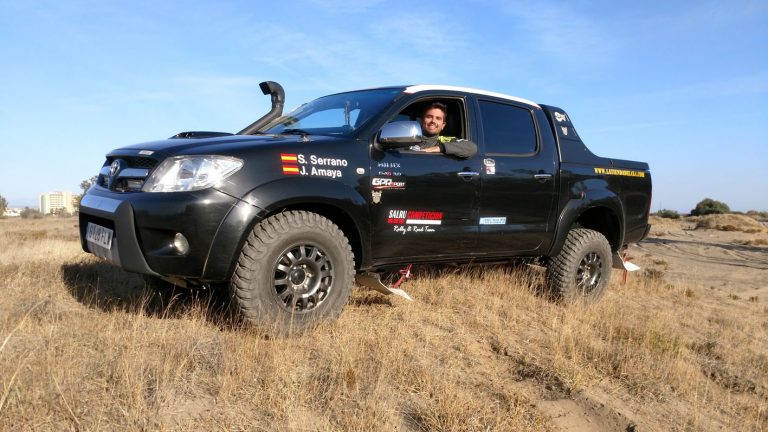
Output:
[142,156,243,192]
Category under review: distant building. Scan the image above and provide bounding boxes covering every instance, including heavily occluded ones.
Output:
[40,191,75,215]
[2,207,21,217]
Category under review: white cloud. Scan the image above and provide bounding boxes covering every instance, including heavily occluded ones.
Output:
[368,14,472,55]
[245,23,461,93]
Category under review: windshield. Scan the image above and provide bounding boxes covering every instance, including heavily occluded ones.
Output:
[262,88,401,137]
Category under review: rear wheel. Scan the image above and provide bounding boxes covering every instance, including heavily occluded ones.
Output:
[546,228,612,303]
[230,211,354,333]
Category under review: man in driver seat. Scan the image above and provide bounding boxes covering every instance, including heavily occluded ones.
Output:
[410,102,477,158]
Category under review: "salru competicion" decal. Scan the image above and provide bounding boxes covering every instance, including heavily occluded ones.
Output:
[386,210,443,235]
[387,210,443,225]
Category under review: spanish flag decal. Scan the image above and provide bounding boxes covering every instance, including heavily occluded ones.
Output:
[281,153,300,175]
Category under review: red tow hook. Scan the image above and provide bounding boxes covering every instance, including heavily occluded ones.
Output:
[622,251,629,285]
[392,264,413,289]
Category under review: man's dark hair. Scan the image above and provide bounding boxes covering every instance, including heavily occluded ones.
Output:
[423,102,448,120]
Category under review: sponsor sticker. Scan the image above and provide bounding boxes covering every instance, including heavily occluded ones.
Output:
[554,112,567,123]
[377,170,402,176]
[372,177,406,190]
[387,209,443,225]
[593,167,646,178]
[480,217,506,225]
[377,162,401,168]
[138,150,154,155]
[484,158,496,175]
[560,126,569,136]
[279,153,348,179]
[393,225,435,235]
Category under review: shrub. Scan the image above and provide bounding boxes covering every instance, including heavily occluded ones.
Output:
[655,209,680,219]
[690,198,730,216]
[51,208,71,218]
[20,207,43,219]
[746,210,768,222]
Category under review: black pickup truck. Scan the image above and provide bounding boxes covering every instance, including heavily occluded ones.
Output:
[79,81,652,331]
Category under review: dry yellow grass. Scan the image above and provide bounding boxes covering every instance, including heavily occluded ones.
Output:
[691,214,765,232]
[1,217,766,431]
[650,213,767,233]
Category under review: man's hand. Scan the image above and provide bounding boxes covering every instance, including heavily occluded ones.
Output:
[423,146,441,153]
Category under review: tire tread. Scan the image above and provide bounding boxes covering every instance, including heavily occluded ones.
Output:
[230,210,354,332]
[547,228,612,302]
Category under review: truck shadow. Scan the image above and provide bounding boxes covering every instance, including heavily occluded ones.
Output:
[60,262,236,327]
[380,262,554,301]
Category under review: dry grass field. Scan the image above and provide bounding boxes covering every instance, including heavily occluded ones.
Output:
[1,216,766,431]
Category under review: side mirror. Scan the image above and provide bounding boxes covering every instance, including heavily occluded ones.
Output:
[377,121,422,149]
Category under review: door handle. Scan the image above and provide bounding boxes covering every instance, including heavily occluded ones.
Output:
[534,173,553,181]
[457,171,480,179]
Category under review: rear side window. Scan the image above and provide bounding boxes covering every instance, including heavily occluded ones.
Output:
[479,100,537,154]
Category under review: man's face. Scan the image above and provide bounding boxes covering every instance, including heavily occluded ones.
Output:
[421,107,446,136]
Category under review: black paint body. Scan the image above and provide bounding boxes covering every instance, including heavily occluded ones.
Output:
[79,87,652,282]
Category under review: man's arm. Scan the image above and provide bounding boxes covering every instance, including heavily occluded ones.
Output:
[439,139,477,158]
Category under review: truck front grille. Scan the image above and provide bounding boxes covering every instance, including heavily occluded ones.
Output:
[106,156,159,170]
[97,156,161,192]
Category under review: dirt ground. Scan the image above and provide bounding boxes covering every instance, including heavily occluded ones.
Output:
[632,215,768,301]
[518,214,768,431]
[1,215,766,431]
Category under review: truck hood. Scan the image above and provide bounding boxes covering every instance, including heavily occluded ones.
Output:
[107,134,346,158]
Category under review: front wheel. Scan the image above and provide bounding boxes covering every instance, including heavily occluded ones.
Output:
[546,228,612,303]
[230,211,354,333]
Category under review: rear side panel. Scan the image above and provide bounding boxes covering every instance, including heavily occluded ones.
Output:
[541,105,652,251]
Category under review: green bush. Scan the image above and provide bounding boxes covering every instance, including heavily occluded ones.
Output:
[690,198,730,216]
[655,209,681,219]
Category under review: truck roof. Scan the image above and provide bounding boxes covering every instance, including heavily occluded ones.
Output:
[404,85,540,109]
[324,85,541,110]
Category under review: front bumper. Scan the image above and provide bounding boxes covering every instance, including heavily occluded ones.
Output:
[79,186,262,281]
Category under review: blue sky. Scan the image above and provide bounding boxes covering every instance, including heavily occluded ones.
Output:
[1,0,766,212]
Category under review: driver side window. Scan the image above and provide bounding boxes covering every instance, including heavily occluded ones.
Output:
[391,98,467,139]
[378,97,477,159]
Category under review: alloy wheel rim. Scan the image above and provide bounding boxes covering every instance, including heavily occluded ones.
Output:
[272,243,334,313]
[575,252,602,293]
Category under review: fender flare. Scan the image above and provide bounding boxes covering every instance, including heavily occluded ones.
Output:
[202,178,369,280]
[547,188,625,257]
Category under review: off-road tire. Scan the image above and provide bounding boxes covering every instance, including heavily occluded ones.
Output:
[546,228,612,303]
[230,211,354,333]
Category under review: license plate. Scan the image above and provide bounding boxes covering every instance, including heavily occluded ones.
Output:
[86,223,114,250]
